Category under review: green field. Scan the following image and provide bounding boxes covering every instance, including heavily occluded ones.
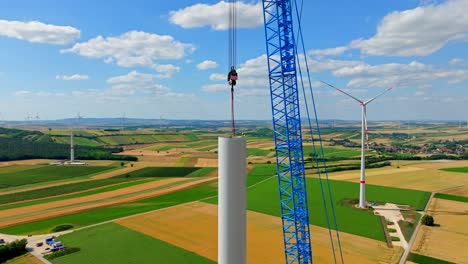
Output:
[49,223,214,264]
[206,175,430,241]
[0,166,115,189]
[246,148,271,156]
[186,167,215,177]
[303,146,361,159]
[0,183,218,235]
[441,167,468,173]
[434,193,468,202]
[407,253,455,264]
[115,167,201,178]
[0,178,155,208]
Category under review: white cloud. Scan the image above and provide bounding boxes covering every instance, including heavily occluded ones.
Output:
[13,90,65,97]
[0,19,80,45]
[351,0,468,56]
[197,60,219,70]
[14,90,32,96]
[209,73,226,81]
[449,58,463,65]
[61,31,193,76]
[309,46,348,57]
[56,74,89,81]
[169,1,263,30]
[311,58,468,88]
[203,54,270,96]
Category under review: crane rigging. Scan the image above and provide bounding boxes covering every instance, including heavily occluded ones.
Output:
[226,0,343,263]
[262,0,344,263]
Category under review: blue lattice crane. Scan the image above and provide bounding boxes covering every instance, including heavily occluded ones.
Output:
[262,1,312,263]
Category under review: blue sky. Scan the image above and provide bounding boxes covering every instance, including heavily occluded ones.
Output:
[0,0,466,121]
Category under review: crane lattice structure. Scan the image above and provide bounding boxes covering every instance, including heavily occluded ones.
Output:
[262,1,312,263]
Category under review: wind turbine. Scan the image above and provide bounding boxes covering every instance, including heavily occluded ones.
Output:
[321,81,393,209]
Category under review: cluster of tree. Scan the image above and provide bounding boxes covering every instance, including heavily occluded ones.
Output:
[307,161,391,173]
[243,127,274,138]
[0,239,28,262]
[0,137,136,161]
[329,138,360,148]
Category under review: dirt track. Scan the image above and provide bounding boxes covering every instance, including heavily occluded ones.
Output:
[116,202,402,264]
[411,198,468,263]
[0,177,216,228]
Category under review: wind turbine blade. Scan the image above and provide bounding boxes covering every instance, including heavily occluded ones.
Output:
[320,81,363,104]
[364,86,394,105]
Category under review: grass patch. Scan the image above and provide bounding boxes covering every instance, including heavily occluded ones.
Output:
[45,248,80,260]
[246,148,271,156]
[399,211,422,241]
[388,228,397,232]
[0,178,141,205]
[115,167,201,178]
[186,167,215,177]
[0,183,217,235]
[48,223,214,264]
[440,167,468,173]
[0,166,115,189]
[51,225,74,232]
[390,236,400,241]
[407,253,455,264]
[434,193,468,203]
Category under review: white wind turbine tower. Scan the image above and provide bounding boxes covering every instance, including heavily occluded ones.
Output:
[321,81,393,208]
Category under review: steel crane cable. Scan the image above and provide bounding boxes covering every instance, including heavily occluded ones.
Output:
[293,0,345,263]
[228,0,237,136]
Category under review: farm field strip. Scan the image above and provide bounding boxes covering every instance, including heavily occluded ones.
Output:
[411,198,468,263]
[325,161,468,192]
[0,178,194,221]
[0,165,131,195]
[0,178,155,210]
[0,177,217,228]
[116,202,403,264]
[0,165,118,192]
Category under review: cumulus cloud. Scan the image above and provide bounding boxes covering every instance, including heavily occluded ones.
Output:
[351,0,468,56]
[197,60,219,70]
[0,19,80,45]
[202,54,270,96]
[307,57,468,88]
[309,46,348,57]
[169,1,263,30]
[56,74,89,81]
[61,31,193,76]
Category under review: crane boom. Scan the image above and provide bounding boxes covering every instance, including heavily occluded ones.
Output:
[262,1,312,263]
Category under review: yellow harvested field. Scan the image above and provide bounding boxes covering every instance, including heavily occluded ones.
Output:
[116,202,402,264]
[0,177,216,228]
[323,160,468,192]
[195,158,218,167]
[411,198,468,264]
[5,253,43,264]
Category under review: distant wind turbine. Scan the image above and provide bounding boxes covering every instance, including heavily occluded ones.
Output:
[321,81,393,209]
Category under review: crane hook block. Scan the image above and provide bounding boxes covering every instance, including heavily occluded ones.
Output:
[227,67,238,86]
